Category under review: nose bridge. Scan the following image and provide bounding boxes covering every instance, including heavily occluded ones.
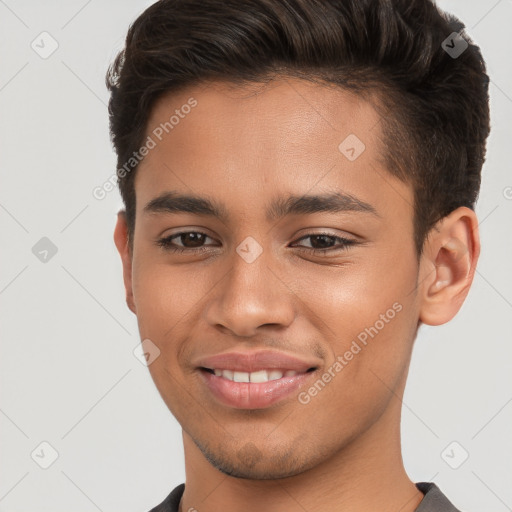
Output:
[205,234,295,336]
[231,234,271,293]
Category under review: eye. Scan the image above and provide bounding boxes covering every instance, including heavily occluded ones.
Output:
[156,231,217,253]
[156,231,358,255]
[291,233,357,254]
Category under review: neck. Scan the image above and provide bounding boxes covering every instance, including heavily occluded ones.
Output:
[178,394,424,512]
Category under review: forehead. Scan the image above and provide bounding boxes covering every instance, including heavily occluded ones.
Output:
[134,77,410,220]
[144,77,383,158]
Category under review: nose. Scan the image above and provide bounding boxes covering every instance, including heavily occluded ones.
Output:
[204,244,296,338]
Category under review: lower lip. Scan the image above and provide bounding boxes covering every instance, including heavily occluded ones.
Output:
[198,369,316,409]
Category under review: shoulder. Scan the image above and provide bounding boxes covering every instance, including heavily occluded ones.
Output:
[415,482,465,512]
[146,483,185,512]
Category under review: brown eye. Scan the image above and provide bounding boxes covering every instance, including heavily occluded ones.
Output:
[176,232,207,247]
[292,233,357,254]
[156,231,216,253]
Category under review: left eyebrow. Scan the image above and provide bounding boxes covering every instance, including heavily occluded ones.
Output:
[266,192,379,222]
[142,190,379,223]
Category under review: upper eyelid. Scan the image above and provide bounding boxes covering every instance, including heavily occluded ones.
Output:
[291,234,356,249]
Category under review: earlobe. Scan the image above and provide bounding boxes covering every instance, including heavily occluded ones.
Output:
[113,211,137,314]
[418,207,480,326]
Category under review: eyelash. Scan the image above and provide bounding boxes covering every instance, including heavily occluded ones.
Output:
[156,231,358,255]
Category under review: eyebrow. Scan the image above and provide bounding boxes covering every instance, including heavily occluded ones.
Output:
[143,190,379,222]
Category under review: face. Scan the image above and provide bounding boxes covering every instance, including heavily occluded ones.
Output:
[121,78,426,479]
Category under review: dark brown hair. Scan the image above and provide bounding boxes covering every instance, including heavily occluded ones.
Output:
[106,0,490,255]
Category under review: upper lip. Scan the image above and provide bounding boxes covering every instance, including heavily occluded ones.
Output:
[194,349,321,373]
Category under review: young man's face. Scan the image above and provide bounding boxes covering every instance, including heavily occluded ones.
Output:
[115,78,438,479]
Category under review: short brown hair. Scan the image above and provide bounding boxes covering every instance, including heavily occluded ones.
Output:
[106,0,491,255]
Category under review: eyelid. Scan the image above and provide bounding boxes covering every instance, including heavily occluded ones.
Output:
[156,229,358,255]
[157,230,217,247]
[157,229,353,244]
[292,229,357,242]
[156,226,216,241]
[290,232,357,251]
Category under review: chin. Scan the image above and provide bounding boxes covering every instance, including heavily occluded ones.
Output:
[194,436,318,480]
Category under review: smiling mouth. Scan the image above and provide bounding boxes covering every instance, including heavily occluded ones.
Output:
[200,367,317,383]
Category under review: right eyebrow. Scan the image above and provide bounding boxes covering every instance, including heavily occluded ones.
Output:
[143,191,228,220]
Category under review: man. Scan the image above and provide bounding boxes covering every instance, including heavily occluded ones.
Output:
[107,0,490,510]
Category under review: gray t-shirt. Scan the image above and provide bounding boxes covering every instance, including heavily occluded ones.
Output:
[147,481,463,511]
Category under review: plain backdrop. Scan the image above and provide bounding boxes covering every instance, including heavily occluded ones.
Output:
[0,1,511,511]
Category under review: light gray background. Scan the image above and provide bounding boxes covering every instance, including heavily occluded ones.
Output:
[0,1,511,511]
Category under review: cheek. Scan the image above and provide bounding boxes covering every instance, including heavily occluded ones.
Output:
[131,256,202,327]
[295,256,418,386]
[296,281,416,438]
[295,250,416,325]
[130,269,173,362]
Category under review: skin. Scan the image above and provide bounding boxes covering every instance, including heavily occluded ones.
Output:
[114,77,479,512]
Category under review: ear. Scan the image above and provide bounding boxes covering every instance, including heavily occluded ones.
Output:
[418,206,480,326]
[113,210,136,314]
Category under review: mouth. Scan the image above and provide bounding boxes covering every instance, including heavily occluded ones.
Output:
[198,366,319,409]
[200,366,317,382]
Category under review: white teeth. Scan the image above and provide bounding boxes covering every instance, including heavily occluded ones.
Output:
[210,369,295,382]
[249,370,269,383]
[233,371,250,383]
[268,370,284,381]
